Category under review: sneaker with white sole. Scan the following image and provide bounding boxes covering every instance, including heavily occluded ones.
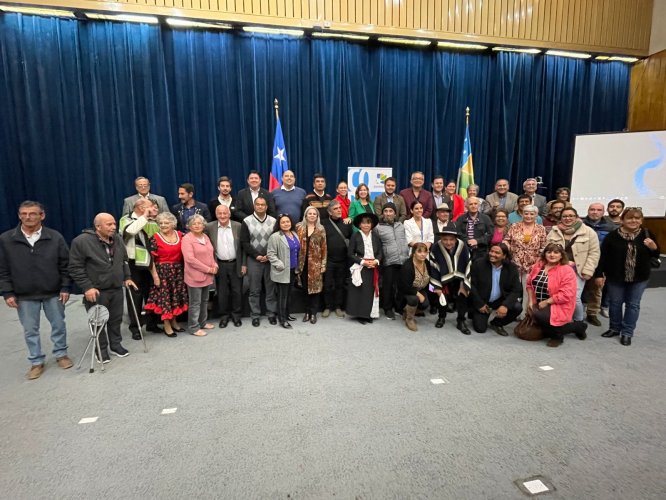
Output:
[109,345,129,358]
[95,349,111,364]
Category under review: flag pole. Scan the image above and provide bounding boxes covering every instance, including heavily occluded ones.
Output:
[465,106,470,125]
[274,98,279,121]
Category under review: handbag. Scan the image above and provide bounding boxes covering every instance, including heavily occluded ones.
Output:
[513,311,544,341]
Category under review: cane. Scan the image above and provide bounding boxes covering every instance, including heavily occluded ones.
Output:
[125,284,148,353]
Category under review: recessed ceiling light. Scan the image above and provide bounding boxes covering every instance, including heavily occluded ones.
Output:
[492,46,541,54]
[242,26,304,36]
[312,32,369,41]
[545,50,591,59]
[378,37,431,47]
[166,18,232,29]
[86,13,159,24]
[0,6,75,17]
[437,41,488,50]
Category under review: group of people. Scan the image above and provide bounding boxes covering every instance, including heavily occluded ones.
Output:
[0,171,660,380]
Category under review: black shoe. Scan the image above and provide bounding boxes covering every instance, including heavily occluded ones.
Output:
[367,318,374,324]
[620,335,632,346]
[110,345,129,358]
[356,318,368,325]
[219,319,229,328]
[384,309,395,320]
[252,318,260,327]
[131,333,142,341]
[573,321,588,340]
[435,317,445,328]
[456,319,471,335]
[302,313,310,322]
[164,330,177,338]
[490,323,509,336]
[268,317,277,326]
[281,321,292,329]
[429,306,438,315]
[95,349,111,364]
[287,315,296,322]
[233,319,242,327]
[310,314,317,324]
[146,325,164,333]
[601,329,620,337]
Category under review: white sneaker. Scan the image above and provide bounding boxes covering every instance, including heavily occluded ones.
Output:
[600,307,609,318]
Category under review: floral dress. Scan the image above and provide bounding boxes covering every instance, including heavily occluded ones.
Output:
[144,231,189,320]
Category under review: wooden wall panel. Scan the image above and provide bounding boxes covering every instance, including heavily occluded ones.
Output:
[13,0,654,55]
[628,49,666,131]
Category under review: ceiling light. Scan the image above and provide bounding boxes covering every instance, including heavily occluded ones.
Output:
[242,26,304,36]
[438,41,488,50]
[166,18,232,29]
[545,50,591,59]
[493,47,541,54]
[312,32,369,41]
[595,55,611,60]
[0,6,75,17]
[378,37,431,47]
[608,56,639,63]
[86,13,159,24]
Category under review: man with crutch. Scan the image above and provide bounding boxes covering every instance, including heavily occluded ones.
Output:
[69,213,137,363]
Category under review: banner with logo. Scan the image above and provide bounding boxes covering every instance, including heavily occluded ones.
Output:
[347,167,393,202]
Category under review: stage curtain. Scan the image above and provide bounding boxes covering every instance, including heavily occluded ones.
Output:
[0,14,629,240]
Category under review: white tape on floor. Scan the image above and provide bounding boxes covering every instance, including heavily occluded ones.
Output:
[78,417,98,424]
[430,378,449,385]
[523,479,549,494]
[538,366,554,371]
[161,408,178,415]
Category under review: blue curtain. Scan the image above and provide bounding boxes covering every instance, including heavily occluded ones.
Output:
[0,14,629,241]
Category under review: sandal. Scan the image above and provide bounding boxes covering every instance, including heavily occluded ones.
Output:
[191,329,207,337]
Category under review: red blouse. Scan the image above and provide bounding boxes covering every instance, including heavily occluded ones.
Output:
[150,231,184,264]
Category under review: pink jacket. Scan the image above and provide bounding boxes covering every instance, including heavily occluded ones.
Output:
[526,261,576,326]
[181,232,216,288]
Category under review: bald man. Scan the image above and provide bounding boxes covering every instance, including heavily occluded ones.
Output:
[69,213,136,362]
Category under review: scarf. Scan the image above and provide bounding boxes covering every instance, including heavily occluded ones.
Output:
[618,227,640,282]
[557,219,583,235]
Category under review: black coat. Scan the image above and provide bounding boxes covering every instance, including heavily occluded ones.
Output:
[598,228,660,283]
[399,259,431,295]
[348,231,383,265]
[235,188,276,221]
[469,257,522,310]
[455,212,494,252]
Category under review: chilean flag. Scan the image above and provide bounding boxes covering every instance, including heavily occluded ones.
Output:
[269,117,288,191]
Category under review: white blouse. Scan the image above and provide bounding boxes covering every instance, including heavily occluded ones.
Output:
[360,231,375,259]
[404,217,435,245]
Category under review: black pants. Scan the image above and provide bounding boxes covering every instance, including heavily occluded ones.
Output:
[216,259,242,321]
[126,261,156,333]
[532,305,571,341]
[404,291,429,310]
[471,299,522,333]
[303,292,320,315]
[276,269,295,322]
[324,260,347,310]
[85,287,124,350]
[437,281,468,320]
[380,264,402,312]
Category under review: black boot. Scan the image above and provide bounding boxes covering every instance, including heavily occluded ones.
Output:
[456,318,471,335]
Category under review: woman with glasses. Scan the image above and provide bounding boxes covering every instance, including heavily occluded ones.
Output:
[547,207,600,323]
[596,207,660,346]
[526,243,588,347]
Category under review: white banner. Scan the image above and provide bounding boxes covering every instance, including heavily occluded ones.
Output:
[347,166,393,202]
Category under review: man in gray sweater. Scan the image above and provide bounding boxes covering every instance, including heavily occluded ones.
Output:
[69,213,136,362]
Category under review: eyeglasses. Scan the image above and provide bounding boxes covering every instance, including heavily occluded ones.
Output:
[19,212,42,218]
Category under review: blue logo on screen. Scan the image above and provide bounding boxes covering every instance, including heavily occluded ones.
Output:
[634,135,665,196]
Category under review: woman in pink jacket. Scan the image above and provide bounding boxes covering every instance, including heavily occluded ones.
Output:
[526,243,588,347]
[181,214,218,337]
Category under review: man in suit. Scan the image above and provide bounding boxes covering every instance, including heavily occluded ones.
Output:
[373,177,406,223]
[469,242,522,336]
[235,170,276,221]
[208,176,239,221]
[205,205,245,328]
[485,178,518,214]
[523,178,547,216]
[121,176,169,216]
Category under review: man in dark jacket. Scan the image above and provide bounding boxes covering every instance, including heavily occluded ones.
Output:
[456,196,494,260]
[322,200,352,317]
[171,183,211,232]
[235,171,276,221]
[69,213,136,362]
[469,243,522,335]
[0,201,72,380]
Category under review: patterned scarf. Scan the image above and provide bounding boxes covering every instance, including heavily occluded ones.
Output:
[618,227,640,282]
[557,219,583,235]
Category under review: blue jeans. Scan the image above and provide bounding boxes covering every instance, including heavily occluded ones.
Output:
[573,273,585,321]
[606,280,649,337]
[17,296,68,365]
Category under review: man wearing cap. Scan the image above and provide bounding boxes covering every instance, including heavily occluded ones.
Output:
[374,203,410,320]
[429,224,472,334]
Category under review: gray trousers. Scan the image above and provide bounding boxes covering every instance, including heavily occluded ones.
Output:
[187,285,209,333]
[246,258,277,319]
